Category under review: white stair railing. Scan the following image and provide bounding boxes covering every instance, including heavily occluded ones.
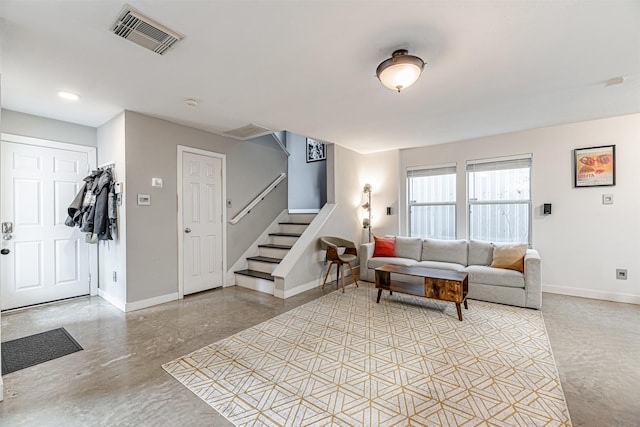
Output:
[229,173,286,225]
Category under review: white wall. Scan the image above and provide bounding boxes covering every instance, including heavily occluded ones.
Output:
[356,150,401,239]
[400,114,640,304]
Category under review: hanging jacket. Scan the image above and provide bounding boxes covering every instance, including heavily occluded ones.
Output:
[66,168,116,243]
[94,169,113,241]
[66,170,100,230]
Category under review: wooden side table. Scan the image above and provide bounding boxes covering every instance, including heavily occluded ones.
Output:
[375,264,469,321]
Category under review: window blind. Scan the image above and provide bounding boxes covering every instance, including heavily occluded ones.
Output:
[466,155,532,172]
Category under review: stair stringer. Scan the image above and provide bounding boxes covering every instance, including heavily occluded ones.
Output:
[272,203,355,299]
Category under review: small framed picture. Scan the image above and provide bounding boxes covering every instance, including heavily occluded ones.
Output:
[306,138,326,162]
[574,145,615,187]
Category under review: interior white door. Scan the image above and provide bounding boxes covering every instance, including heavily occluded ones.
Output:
[182,151,223,294]
[1,141,91,310]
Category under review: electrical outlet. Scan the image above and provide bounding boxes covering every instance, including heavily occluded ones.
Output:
[616,269,628,280]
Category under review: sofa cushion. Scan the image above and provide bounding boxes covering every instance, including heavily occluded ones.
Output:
[414,261,466,273]
[422,239,468,266]
[466,265,525,288]
[373,236,395,257]
[368,257,418,270]
[394,236,423,261]
[491,243,528,273]
[468,240,494,266]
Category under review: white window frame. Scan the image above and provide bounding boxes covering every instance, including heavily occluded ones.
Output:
[466,154,532,244]
[407,163,457,240]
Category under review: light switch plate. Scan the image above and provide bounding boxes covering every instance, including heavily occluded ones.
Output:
[602,194,613,205]
[137,194,151,206]
[152,177,163,188]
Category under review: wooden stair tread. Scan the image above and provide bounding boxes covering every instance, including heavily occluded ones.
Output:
[247,256,282,264]
[258,243,292,249]
[269,232,301,237]
[278,222,311,225]
[234,269,275,281]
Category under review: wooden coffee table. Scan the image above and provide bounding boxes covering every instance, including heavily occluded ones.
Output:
[375,264,469,321]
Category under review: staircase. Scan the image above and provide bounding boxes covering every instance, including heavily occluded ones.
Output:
[234,213,315,294]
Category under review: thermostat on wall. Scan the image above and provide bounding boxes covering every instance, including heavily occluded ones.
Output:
[137,194,151,206]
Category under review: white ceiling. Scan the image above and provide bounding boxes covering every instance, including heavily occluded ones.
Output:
[1,1,639,154]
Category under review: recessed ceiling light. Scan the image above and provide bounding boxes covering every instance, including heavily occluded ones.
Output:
[185,98,199,107]
[58,90,80,101]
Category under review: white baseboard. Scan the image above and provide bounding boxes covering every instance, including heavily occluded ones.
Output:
[274,278,321,299]
[125,292,180,312]
[543,284,640,305]
[98,289,126,312]
[0,377,3,401]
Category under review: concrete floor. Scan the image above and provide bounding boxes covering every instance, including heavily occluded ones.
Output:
[0,283,638,426]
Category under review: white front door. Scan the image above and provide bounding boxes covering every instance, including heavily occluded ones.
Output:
[181,150,224,295]
[1,140,92,310]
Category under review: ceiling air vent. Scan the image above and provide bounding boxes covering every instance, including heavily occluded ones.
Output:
[111,5,183,55]
[222,124,274,140]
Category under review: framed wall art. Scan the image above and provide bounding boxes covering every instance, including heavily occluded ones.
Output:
[306,138,326,162]
[574,145,615,187]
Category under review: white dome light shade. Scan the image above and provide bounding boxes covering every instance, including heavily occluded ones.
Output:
[376,49,425,92]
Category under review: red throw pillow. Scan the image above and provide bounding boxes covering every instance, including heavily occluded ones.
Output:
[373,236,395,257]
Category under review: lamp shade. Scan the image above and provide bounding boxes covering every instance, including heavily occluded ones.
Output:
[376,49,425,92]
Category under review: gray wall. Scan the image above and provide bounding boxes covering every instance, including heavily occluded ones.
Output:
[123,111,288,303]
[286,132,326,211]
[1,109,97,146]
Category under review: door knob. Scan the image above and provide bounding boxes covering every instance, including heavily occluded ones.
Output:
[184,228,191,233]
[1,249,10,255]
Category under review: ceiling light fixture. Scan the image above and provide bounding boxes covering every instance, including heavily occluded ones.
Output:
[376,49,425,92]
[58,90,80,101]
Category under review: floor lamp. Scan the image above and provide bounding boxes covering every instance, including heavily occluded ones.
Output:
[362,184,372,242]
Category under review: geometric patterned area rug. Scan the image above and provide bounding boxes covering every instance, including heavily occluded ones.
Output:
[163,283,572,426]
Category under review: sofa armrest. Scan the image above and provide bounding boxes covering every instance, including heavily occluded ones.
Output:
[524,249,542,309]
[360,243,374,281]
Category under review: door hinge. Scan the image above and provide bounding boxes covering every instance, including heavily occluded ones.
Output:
[88,273,92,285]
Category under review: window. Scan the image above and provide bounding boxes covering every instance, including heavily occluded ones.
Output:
[467,155,532,243]
[407,164,456,239]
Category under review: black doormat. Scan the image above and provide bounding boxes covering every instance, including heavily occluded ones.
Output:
[1,327,83,375]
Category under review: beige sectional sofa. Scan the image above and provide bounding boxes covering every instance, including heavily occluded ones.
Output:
[360,237,542,309]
